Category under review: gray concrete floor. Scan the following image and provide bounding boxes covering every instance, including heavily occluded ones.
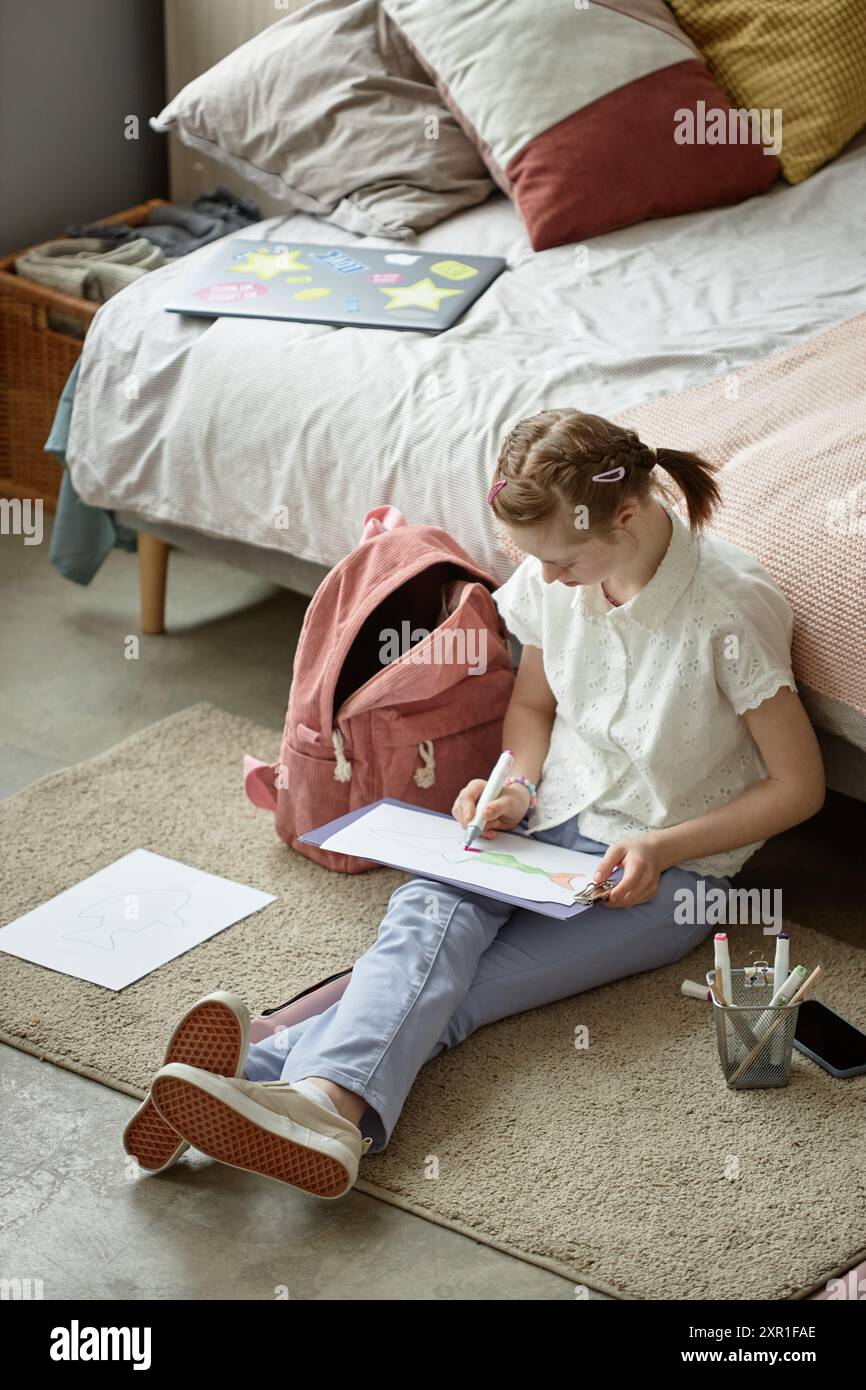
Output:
[1,522,861,1300]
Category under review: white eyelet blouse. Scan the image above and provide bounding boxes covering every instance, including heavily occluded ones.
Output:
[491,507,798,879]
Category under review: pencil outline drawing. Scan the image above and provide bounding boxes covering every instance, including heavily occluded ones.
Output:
[62,888,191,952]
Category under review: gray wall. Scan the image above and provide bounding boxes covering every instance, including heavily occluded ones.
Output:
[0,0,168,252]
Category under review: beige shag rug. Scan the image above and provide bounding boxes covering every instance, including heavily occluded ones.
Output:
[2,704,865,1301]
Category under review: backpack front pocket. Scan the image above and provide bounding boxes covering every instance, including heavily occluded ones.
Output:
[274,740,376,872]
[368,664,514,808]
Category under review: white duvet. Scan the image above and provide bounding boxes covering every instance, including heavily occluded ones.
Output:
[67,133,866,586]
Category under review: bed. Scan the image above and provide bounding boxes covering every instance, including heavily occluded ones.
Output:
[60,3,866,798]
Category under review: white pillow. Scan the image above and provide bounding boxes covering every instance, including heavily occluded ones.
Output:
[151,0,494,239]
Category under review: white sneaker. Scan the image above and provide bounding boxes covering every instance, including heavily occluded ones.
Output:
[123,992,250,1174]
[151,1064,372,1199]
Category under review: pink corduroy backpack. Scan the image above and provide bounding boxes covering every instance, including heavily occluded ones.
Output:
[244,506,515,873]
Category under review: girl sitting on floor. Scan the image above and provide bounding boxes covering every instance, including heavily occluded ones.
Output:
[125,408,825,1198]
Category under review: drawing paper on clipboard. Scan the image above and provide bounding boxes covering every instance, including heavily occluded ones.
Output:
[301,799,620,919]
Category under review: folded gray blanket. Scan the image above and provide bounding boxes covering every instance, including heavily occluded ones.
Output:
[15,237,166,303]
[66,184,261,259]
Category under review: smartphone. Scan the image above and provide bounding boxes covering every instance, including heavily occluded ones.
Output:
[794,999,866,1078]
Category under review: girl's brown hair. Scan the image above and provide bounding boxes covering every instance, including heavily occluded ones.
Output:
[489,409,720,536]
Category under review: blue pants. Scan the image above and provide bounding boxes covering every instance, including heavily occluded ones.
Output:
[243,816,728,1151]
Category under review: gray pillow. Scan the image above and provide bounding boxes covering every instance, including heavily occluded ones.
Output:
[150,0,495,239]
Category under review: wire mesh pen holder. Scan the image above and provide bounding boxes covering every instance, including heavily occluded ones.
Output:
[707,968,800,1090]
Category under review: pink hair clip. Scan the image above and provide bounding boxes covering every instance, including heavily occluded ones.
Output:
[487,478,508,504]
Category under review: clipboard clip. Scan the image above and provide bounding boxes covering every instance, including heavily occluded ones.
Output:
[573,877,617,906]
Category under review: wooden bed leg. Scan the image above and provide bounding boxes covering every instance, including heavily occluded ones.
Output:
[138,532,169,635]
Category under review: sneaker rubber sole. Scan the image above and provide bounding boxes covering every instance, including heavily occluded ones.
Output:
[150,1068,356,1200]
[123,993,249,1173]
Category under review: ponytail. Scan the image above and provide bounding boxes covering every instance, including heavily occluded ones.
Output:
[654,447,721,530]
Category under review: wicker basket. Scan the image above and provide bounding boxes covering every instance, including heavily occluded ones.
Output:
[0,198,169,511]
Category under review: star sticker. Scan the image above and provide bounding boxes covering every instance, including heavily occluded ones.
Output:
[379,277,464,313]
[228,249,310,281]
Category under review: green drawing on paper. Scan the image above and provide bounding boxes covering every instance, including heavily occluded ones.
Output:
[371,826,585,892]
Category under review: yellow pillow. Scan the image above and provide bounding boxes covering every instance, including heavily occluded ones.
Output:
[666,0,866,182]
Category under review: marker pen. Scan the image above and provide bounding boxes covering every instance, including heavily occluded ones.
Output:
[464,750,514,850]
[713,933,758,1049]
[757,963,806,1065]
[773,932,789,998]
[757,963,806,1024]
[681,979,711,1001]
[713,934,733,1006]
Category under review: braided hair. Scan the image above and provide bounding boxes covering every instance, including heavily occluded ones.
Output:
[490,409,720,534]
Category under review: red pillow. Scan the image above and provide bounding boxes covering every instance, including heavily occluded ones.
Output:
[383,0,780,251]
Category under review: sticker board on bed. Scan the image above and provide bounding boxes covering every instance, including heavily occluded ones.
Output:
[163,239,506,333]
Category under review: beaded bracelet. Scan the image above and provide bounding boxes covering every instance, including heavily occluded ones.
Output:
[505,775,538,812]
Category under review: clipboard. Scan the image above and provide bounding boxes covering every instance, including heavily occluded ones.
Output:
[298,798,620,920]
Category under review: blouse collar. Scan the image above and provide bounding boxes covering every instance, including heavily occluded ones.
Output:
[574,506,700,630]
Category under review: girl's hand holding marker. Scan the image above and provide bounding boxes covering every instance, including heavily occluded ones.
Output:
[460,749,514,849]
[453,755,534,845]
